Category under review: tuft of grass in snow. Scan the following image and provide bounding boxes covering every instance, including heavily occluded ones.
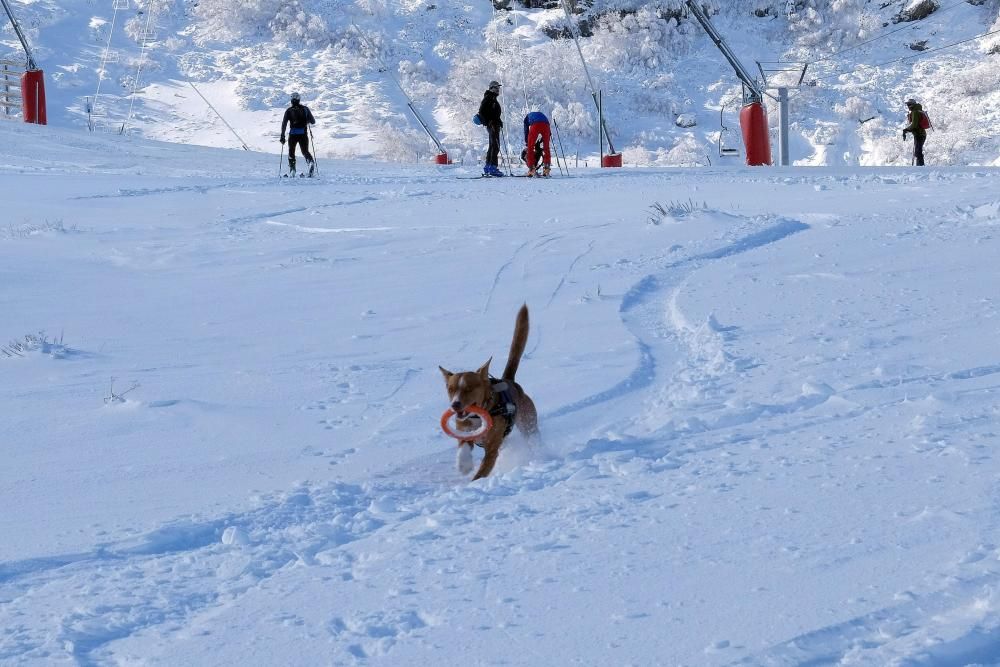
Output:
[648,198,708,224]
[1,331,68,359]
[1,219,76,240]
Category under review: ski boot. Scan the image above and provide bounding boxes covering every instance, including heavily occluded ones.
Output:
[542,164,551,178]
[527,167,536,178]
[307,160,315,178]
[287,158,297,178]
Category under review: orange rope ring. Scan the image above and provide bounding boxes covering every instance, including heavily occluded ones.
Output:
[440,406,493,442]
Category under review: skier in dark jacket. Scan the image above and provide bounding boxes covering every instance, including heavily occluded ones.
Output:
[478,81,504,177]
[902,98,927,167]
[280,92,317,177]
[522,110,551,177]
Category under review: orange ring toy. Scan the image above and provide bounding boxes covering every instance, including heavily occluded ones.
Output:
[440,406,493,441]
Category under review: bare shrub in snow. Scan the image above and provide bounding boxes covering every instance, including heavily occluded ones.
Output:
[587,8,691,73]
[623,144,654,166]
[371,122,434,162]
[632,73,677,115]
[193,0,329,46]
[664,134,706,166]
[194,0,281,43]
[835,96,876,122]
[550,101,595,140]
[269,2,330,47]
[105,377,140,404]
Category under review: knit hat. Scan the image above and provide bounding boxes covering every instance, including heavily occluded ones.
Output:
[488,80,501,91]
[905,98,917,107]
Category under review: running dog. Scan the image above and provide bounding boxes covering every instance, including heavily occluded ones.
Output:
[439,304,539,480]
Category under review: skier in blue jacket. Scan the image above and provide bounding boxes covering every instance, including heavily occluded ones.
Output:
[523,111,551,177]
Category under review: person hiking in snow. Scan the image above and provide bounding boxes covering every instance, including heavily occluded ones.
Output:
[522,110,551,177]
[902,98,928,167]
[280,92,316,177]
[478,81,504,177]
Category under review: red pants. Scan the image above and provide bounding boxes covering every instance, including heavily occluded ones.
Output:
[527,122,551,168]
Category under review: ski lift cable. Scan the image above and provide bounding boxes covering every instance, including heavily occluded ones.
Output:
[121,5,156,134]
[811,27,1000,82]
[350,23,446,154]
[92,0,123,123]
[185,79,249,151]
[489,2,517,171]
[509,3,531,115]
[809,0,975,66]
[0,0,37,69]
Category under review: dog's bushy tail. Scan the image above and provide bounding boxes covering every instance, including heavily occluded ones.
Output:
[502,304,529,381]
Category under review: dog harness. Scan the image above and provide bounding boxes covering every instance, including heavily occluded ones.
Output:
[489,378,517,438]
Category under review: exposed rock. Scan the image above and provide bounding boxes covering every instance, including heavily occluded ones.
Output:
[675,113,697,128]
[893,0,939,24]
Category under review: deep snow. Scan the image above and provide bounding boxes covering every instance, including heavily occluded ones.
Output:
[4,120,1000,665]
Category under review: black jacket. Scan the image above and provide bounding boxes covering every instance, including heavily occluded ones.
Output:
[281,103,316,136]
[478,90,503,128]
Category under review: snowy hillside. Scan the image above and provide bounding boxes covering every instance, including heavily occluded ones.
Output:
[2,0,999,165]
[5,117,1000,665]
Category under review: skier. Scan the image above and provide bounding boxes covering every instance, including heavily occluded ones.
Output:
[522,110,551,177]
[279,92,317,177]
[478,81,504,177]
[902,98,928,167]
[520,135,544,173]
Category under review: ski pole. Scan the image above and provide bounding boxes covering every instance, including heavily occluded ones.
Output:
[553,118,569,176]
[308,125,320,177]
[278,140,285,178]
[550,125,565,177]
[500,127,513,175]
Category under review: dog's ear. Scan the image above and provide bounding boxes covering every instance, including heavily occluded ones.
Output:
[477,357,492,379]
[439,366,454,381]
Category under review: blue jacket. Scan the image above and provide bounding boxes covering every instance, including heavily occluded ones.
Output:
[523,111,549,142]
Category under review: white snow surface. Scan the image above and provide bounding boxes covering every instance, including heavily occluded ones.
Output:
[5,122,1000,666]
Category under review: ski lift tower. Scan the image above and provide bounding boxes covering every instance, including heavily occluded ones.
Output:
[755,60,809,166]
[1,0,46,124]
[559,0,621,167]
[684,1,769,165]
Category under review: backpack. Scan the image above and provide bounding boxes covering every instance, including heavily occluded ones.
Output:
[288,105,308,129]
[911,109,931,131]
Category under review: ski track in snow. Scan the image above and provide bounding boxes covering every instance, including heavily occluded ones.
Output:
[548,216,809,421]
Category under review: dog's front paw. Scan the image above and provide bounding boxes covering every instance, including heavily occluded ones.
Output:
[457,444,474,475]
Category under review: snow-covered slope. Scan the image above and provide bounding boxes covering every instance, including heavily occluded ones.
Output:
[3,0,999,165]
[4,119,1000,665]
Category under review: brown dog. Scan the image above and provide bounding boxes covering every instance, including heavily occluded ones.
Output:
[439,304,539,480]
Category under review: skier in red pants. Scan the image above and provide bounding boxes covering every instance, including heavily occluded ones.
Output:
[523,111,551,177]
